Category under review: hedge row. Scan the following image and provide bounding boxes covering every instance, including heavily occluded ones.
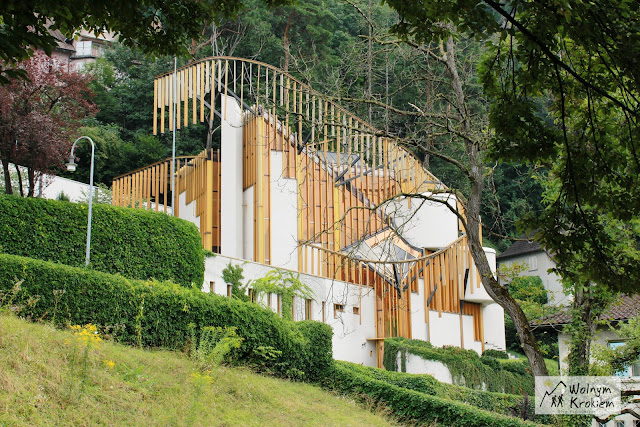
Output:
[321,362,542,427]
[0,194,203,287]
[384,337,534,395]
[0,253,332,380]
[336,362,552,423]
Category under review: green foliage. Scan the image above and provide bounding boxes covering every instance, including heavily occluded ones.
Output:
[249,269,314,321]
[188,324,243,371]
[0,0,289,83]
[56,191,70,202]
[321,361,542,427]
[0,252,332,380]
[332,361,551,424]
[0,194,203,287]
[507,277,548,306]
[383,337,534,395]
[483,349,509,359]
[221,263,249,302]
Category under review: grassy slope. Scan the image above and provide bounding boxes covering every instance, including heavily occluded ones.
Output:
[0,314,394,426]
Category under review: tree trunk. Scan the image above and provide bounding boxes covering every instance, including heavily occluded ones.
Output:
[15,164,24,197]
[283,11,295,74]
[27,167,35,197]
[443,34,549,377]
[1,158,12,195]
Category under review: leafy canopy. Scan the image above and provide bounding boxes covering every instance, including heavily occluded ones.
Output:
[0,0,289,82]
[384,0,640,292]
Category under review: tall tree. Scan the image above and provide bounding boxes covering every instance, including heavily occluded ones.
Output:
[383,0,640,294]
[0,52,95,196]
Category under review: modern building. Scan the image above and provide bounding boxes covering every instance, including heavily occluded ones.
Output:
[111,57,506,368]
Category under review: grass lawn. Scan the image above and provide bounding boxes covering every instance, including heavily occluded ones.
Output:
[0,313,395,426]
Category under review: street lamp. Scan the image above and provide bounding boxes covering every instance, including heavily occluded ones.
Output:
[66,136,95,267]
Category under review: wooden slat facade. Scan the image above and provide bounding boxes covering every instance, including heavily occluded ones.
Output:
[115,57,487,362]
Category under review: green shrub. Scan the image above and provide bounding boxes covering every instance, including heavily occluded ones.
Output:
[0,253,332,379]
[334,361,551,424]
[384,337,534,395]
[321,362,541,427]
[0,194,203,287]
[484,349,509,359]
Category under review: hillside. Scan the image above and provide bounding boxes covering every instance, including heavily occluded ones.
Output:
[0,314,394,426]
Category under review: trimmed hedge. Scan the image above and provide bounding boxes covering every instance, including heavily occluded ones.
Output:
[321,362,542,427]
[384,337,534,395]
[0,194,203,287]
[0,253,332,380]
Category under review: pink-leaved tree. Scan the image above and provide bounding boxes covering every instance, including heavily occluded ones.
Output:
[0,51,96,196]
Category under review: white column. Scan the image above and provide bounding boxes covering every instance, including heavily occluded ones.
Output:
[220,94,244,258]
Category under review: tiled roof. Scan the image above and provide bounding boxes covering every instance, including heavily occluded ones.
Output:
[497,238,542,260]
[533,294,640,327]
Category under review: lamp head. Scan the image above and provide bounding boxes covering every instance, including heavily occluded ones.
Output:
[66,158,76,172]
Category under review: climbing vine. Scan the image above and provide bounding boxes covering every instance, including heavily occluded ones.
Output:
[249,269,314,321]
[221,263,249,302]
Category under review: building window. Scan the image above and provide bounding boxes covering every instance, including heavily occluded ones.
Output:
[209,281,214,293]
[277,294,282,316]
[267,293,272,309]
[353,306,360,315]
[226,283,232,297]
[334,303,345,319]
[75,41,93,57]
[305,299,312,320]
[322,301,326,322]
[528,256,538,271]
[248,288,255,303]
[616,420,625,427]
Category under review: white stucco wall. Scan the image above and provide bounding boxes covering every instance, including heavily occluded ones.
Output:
[410,278,429,342]
[203,254,378,367]
[269,151,298,270]
[220,94,244,258]
[177,191,199,229]
[390,193,459,250]
[403,352,453,383]
[482,303,506,351]
[242,186,254,260]
[36,175,96,202]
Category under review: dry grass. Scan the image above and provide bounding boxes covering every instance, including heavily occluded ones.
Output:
[0,313,396,426]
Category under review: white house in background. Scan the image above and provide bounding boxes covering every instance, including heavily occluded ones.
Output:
[47,25,117,72]
[496,238,569,306]
[111,57,506,368]
[535,295,640,427]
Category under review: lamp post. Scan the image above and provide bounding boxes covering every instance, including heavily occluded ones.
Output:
[66,136,95,267]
